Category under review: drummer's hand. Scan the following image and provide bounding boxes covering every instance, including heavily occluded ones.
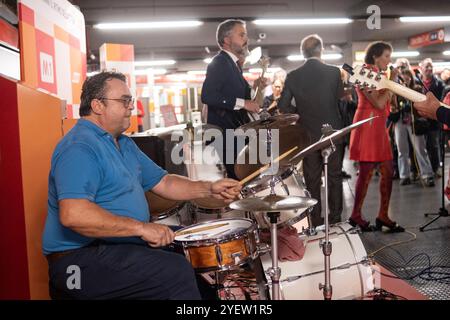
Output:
[211,179,242,202]
[244,100,260,113]
[140,223,175,247]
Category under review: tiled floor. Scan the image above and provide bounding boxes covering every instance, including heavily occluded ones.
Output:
[340,152,450,300]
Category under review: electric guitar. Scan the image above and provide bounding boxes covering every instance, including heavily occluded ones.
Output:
[248,55,270,121]
[342,63,450,109]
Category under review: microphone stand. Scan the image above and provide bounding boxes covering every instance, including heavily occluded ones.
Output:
[415,72,449,231]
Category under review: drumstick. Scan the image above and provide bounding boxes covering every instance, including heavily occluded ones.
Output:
[175,223,230,236]
[239,146,298,186]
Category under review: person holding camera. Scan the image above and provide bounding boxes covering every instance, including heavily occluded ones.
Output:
[390,69,435,187]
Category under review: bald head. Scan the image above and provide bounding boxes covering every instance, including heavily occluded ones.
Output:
[301,34,323,59]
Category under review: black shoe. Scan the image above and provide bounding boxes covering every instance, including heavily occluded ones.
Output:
[400,178,411,186]
[348,217,375,232]
[375,218,405,232]
[424,177,435,187]
[341,171,352,179]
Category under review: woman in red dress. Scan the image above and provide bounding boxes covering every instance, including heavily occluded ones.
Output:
[349,41,404,232]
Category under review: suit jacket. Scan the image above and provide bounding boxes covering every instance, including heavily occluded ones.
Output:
[201,50,251,130]
[278,58,344,141]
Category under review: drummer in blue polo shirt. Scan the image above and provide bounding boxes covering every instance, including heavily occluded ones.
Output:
[42,71,241,300]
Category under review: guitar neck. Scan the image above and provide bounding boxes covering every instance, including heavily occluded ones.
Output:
[385,80,450,109]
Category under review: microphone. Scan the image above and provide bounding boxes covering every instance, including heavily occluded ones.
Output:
[414,69,428,93]
[389,66,404,83]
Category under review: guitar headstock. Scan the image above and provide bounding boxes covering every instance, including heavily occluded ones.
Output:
[342,63,388,91]
[258,55,270,71]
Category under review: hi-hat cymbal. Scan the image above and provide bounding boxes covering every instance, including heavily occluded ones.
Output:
[229,194,317,212]
[288,116,377,164]
[234,123,311,180]
[238,114,299,131]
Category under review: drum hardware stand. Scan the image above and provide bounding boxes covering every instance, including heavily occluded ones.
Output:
[266,211,281,300]
[420,122,449,231]
[318,125,337,301]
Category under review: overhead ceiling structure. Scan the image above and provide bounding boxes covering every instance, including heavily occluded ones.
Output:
[71,0,450,73]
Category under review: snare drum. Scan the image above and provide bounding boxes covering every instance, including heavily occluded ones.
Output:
[174,218,259,272]
[145,191,190,226]
[243,169,311,231]
[260,222,374,300]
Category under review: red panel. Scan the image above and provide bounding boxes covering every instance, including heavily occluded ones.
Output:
[35,29,57,94]
[18,3,34,27]
[0,18,19,49]
[0,76,30,299]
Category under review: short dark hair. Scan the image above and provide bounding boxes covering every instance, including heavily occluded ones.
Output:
[79,71,127,117]
[301,34,323,59]
[216,19,245,48]
[364,41,392,65]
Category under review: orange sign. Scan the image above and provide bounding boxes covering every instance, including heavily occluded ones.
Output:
[409,28,445,48]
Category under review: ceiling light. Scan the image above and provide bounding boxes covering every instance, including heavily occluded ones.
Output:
[253,18,352,26]
[399,16,450,23]
[94,20,203,30]
[249,67,281,73]
[287,53,342,61]
[203,58,213,64]
[187,70,207,75]
[134,60,176,67]
[134,68,167,75]
[443,51,450,56]
[391,51,420,57]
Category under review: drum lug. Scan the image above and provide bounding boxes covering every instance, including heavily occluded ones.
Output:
[215,244,223,265]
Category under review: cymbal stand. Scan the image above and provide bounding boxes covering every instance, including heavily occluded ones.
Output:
[266,211,281,300]
[319,138,336,300]
[292,165,317,236]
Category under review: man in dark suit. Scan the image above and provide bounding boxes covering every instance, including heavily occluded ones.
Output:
[278,34,344,227]
[201,19,260,179]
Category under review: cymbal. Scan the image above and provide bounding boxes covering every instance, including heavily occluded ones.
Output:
[234,123,311,180]
[229,194,317,211]
[288,116,377,164]
[238,114,299,131]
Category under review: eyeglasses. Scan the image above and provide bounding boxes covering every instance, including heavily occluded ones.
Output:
[100,97,135,108]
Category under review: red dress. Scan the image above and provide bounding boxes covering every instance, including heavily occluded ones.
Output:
[349,66,392,162]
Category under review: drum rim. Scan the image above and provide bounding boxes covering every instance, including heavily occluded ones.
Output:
[190,202,231,213]
[151,201,186,221]
[241,167,294,196]
[257,207,310,230]
[174,218,256,244]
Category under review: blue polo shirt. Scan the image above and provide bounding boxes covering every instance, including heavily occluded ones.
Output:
[42,119,167,255]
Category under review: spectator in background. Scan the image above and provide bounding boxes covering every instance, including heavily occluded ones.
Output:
[418,58,445,177]
[390,69,434,187]
[262,78,284,115]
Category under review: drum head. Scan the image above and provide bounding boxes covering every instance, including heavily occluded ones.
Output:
[145,191,184,219]
[175,218,254,242]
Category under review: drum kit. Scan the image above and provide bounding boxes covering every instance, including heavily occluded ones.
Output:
[146,113,376,300]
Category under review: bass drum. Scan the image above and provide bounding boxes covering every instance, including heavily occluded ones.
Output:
[145,191,191,226]
[260,222,374,300]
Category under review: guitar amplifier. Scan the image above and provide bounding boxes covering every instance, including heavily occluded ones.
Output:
[130,134,187,176]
